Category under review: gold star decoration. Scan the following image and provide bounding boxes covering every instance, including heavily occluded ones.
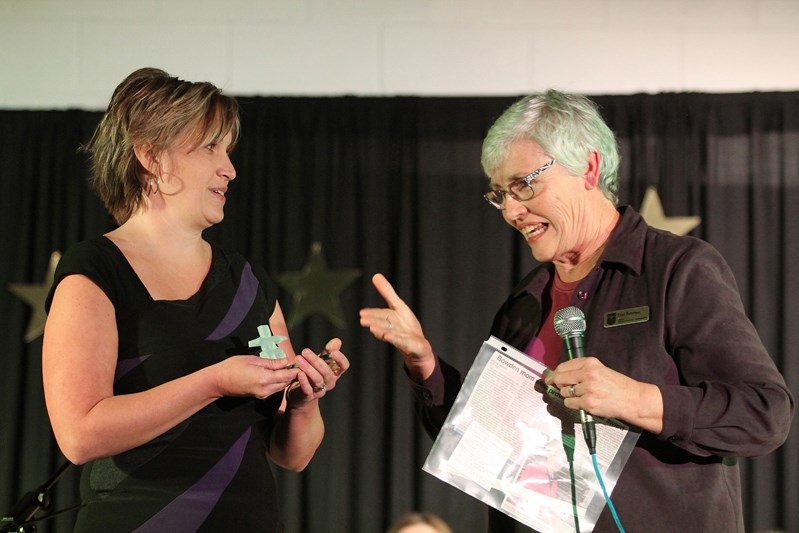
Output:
[9,251,61,343]
[276,242,361,329]
[639,187,701,236]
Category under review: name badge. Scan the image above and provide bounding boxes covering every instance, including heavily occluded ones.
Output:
[604,306,650,328]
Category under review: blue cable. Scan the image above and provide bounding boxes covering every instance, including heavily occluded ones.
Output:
[591,453,625,533]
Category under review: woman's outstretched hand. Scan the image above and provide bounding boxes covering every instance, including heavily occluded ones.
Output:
[359,273,436,381]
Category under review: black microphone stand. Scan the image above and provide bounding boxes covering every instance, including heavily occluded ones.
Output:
[0,460,73,533]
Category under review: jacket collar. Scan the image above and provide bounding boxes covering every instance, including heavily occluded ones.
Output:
[599,205,647,276]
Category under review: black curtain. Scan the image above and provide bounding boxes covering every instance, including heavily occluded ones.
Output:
[1,92,797,533]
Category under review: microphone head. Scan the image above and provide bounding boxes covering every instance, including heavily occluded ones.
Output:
[553,306,586,338]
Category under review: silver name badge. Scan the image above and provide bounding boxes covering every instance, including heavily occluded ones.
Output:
[604,306,650,328]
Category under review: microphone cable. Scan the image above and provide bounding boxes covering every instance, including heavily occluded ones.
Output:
[591,454,625,533]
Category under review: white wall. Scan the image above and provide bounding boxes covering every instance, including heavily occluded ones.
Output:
[1,0,799,110]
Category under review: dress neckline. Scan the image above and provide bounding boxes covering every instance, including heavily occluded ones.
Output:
[98,235,218,304]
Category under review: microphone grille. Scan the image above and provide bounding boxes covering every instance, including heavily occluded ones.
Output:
[553,306,586,338]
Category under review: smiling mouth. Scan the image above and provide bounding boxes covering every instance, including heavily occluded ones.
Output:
[521,223,547,239]
[210,188,226,197]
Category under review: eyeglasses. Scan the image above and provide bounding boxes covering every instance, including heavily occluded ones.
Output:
[483,159,556,210]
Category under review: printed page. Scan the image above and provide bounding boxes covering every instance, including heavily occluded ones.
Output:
[423,337,640,533]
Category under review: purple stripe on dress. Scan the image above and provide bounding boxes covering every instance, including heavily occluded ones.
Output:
[205,262,259,341]
[114,355,151,383]
[133,427,251,533]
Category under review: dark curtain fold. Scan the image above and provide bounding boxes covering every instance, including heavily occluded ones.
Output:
[1,92,796,533]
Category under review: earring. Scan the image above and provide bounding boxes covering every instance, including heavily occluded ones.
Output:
[148,176,159,195]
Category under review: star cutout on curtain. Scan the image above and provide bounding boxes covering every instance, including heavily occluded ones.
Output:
[639,187,701,236]
[276,242,361,329]
[9,251,61,343]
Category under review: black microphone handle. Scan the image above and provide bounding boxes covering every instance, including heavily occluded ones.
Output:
[563,332,585,359]
[564,334,597,454]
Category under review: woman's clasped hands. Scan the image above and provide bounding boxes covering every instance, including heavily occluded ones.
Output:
[213,337,349,403]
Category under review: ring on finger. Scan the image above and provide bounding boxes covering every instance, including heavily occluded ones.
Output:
[569,384,577,397]
[314,383,327,392]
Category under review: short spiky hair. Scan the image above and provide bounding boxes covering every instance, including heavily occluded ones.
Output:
[83,67,240,224]
[481,89,620,205]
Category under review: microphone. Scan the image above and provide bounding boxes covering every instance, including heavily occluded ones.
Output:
[553,306,597,454]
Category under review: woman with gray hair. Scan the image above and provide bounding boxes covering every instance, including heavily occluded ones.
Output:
[361,89,793,532]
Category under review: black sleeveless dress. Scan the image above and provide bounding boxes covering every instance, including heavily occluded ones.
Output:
[47,236,285,532]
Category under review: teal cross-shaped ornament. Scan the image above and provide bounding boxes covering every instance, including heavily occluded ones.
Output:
[248,324,288,359]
